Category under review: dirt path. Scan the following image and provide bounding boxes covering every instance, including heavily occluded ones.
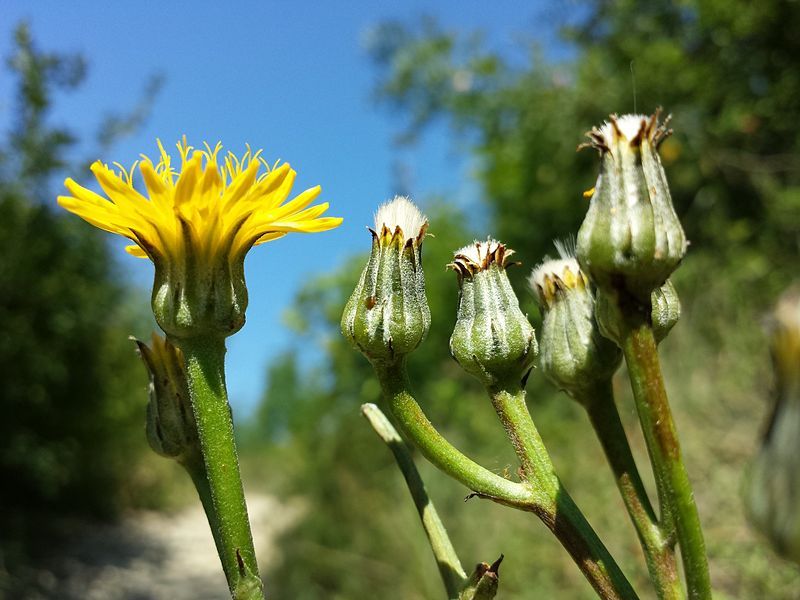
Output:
[20,493,302,600]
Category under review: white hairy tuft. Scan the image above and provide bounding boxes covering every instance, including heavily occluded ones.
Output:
[374,196,427,239]
[528,239,582,306]
[529,258,580,298]
[553,236,576,260]
[598,114,649,143]
[454,238,502,264]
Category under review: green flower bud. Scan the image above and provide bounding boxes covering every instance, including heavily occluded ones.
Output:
[529,249,621,399]
[449,239,537,387]
[459,555,503,600]
[651,278,681,342]
[341,196,430,365]
[133,333,199,462]
[577,111,687,303]
[595,280,682,346]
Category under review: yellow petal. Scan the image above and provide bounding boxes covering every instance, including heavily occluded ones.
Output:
[173,154,202,206]
[268,185,321,218]
[125,244,149,258]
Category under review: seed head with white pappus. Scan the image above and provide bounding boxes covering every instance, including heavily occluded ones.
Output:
[341,197,430,365]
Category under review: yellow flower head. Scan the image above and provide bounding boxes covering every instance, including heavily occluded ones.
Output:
[58,139,341,264]
[58,139,342,338]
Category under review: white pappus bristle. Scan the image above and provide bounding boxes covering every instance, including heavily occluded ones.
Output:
[374,196,427,240]
[528,258,579,300]
[454,238,502,264]
[528,238,583,306]
[598,113,649,143]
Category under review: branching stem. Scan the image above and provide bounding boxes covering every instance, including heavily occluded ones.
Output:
[489,383,639,600]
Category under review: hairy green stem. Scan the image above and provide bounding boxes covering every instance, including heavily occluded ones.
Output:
[489,384,639,600]
[374,359,536,509]
[181,450,225,562]
[620,322,711,600]
[580,382,683,600]
[175,336,264,600]
[362,402,468,599]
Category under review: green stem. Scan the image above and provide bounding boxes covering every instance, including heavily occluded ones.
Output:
[489,383,639,600]
[580,382,683,600]
[620,322,711,600]
[180,450,224,557]
[374,359,536,509]
[362,402,468,599]
[175,335,264,600]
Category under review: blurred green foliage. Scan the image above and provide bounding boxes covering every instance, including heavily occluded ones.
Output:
[245,1,800,598]
[0,23,176,579]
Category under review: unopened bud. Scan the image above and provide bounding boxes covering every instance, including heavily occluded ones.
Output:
[134,333,198,462]
[529,246,621,398]
[459,555,503,600]
[651,278,681,342]
[449,239,537,387]
[595,280,682,346]
[577,110,687,303]
[341,196,430,365]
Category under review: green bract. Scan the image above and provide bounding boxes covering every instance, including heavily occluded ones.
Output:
[151,248,249,340]
[341,196,430,365]
[449,239,537,387]
[577,111,687,303]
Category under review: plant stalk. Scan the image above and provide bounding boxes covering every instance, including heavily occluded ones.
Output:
[580,382,683,600]
[362,402,468,599]
[489,383,639,600]
[175,335,264,600]
[181,450,225,563]
[374,359,536,509]
[620,321,711,600]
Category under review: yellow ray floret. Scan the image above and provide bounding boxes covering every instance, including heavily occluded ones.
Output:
[58,139,342,263]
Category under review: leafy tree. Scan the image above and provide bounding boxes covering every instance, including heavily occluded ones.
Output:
[0,23,165,535]
[368,0,800,309]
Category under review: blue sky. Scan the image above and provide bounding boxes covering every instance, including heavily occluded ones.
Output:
[1,1,575,415]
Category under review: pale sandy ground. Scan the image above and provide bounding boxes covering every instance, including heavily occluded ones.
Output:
[17,493,302,600]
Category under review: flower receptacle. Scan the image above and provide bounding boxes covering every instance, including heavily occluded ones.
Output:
[151,249,248,340]
[595,279,682,347]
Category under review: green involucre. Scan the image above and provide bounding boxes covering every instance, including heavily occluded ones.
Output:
[450,263,537,387]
